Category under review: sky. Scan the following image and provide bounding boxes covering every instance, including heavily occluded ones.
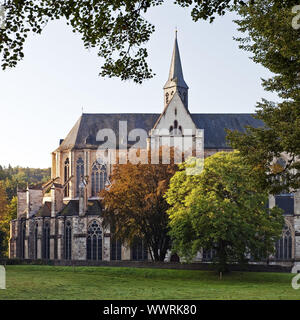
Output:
[0,2,279,169]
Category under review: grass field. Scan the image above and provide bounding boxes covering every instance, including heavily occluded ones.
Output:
[0,265,299,300]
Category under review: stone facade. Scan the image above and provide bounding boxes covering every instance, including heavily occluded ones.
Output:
[9,34,299,268]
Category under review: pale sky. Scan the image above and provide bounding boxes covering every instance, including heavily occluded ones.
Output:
[0,2,278,168]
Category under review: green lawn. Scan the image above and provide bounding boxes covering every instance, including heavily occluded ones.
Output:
[0,265,299,300]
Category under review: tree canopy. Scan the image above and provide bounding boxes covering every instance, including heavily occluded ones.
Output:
[165,151,284,272]
[0,0,288,83]
[227,0,300,194]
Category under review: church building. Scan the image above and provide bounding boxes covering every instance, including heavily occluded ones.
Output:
[9,34,300,267]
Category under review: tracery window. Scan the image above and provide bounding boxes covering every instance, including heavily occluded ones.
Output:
[42,222,50,260]
[275,225,293,260]
[87,220,102,260]
[111,237,122,261]
[131,238,148,261]
[34,223,38,259]
[76,157,84,196]
[65,221,72,260]
[64,158,70,197]
[202,248,216,261]
[20,221,26,259]
[91,161,107,197]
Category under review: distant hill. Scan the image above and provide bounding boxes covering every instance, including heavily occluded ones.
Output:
[0,165,51,200]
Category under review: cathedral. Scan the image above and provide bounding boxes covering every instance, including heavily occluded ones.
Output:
[9,34,300,268]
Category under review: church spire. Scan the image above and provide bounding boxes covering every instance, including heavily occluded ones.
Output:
[164,30,189,109]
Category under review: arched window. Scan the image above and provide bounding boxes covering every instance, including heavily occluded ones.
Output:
[202,248,216,261]
[64,158,70,197]
[87,220,102,260]
[174,120,178,129]
[275,225,293,260]
[42,222,50,260]
[174,107,177,116]
[65,221,72,260]
[111,237,122,260]
[91,161,107,197]
[34,223,38,259]
[131,238,148,261]
[76,157,84,196]
[20,221,26,259]
[183,92,187,102]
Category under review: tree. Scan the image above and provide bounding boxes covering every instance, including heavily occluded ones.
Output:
[227,0,300,194]
[165,151,284,272]
[0,195,17,258]
[0,182,9,258]
[0,0,287,83]
[100,154,178,261]
[0,181,8,218]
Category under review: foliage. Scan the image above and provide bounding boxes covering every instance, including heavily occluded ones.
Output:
[0,165,50,200]
[227,0,300,194]
[0,195,17,258]
[0,0,286,83]
[166,151,284,272]
[100,151,178,261]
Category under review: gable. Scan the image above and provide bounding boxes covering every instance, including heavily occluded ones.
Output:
[151,92,197,135]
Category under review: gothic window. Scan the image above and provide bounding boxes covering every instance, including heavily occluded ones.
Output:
[131,238,148,261]
[169,125,173,133]
[20,221,26,259]
[202,248,216,261]
[76,157,84,196]
[178,125,182,134]
[65,221,72,260]
[174,108,177,116]
[166,92,169,104]
[87,220,102,260]
[174,120,178,129]
[275,194,294,215]
[64,158,70,197]
[183,92,186,102]
[34,223,38,259]
[111,237,122,261]
[42,222,50,260]
[91,161,107,197]
[275,225,293,260]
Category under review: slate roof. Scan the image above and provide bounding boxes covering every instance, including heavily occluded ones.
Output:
[35,202,51,217]
[58,200,102,217]
[164,31,188,90]
[57,112,263,151]
[191,114,263,149]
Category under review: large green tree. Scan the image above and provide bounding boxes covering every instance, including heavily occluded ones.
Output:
[227,0,300,194]
[165,151,284,272]
[0,0,287,83]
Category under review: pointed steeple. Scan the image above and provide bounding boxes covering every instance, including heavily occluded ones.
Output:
[164,31,189,109]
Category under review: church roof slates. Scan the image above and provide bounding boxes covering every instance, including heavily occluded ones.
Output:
[191,113,264,149]
[56,113,263,151]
